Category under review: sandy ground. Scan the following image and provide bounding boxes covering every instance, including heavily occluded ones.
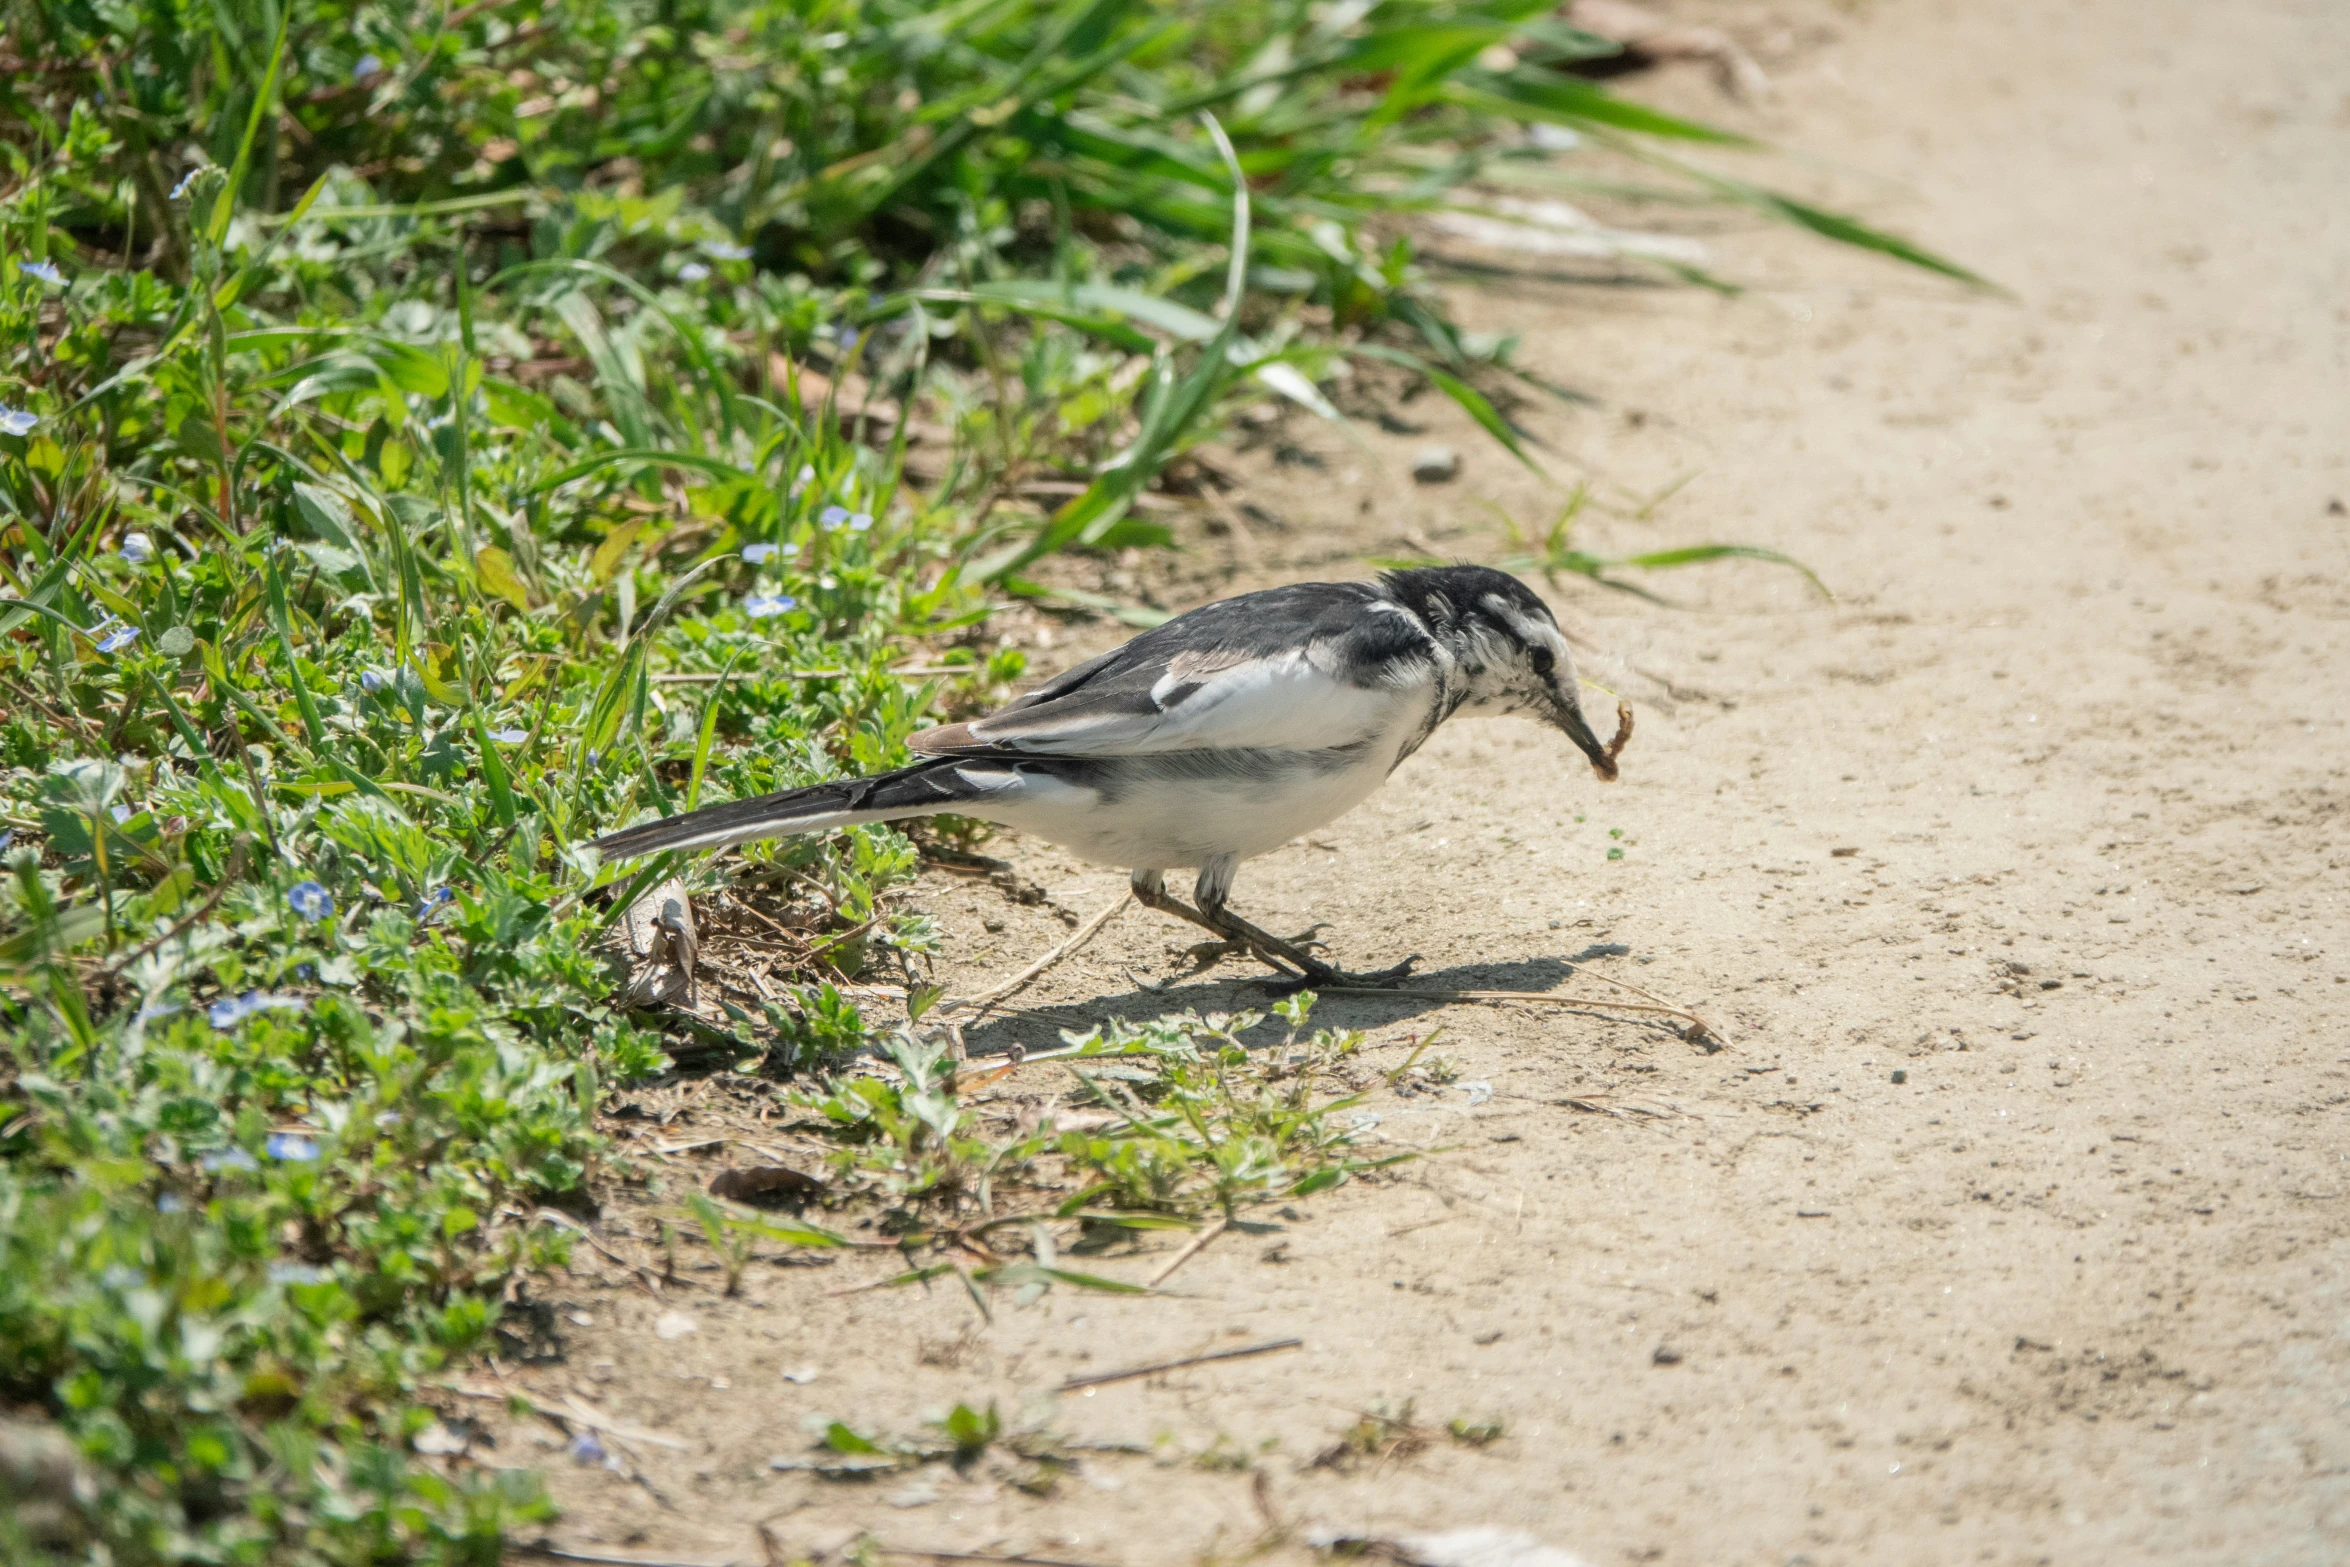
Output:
[484,1,2350,1562]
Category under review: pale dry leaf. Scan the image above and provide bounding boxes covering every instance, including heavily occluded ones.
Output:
[411,1423,469,1456]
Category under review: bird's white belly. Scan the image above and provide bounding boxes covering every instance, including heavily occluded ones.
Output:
[968,751,1397,871]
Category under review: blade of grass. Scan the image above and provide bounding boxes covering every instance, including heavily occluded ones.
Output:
[206,13,292,245]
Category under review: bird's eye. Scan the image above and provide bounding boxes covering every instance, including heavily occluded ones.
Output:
[1530,647,1556,678]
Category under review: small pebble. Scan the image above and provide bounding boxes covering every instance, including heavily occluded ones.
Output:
[1411,446,1460,484]
[1891,1068,1908,1084]
[1652,1345,1683,1366]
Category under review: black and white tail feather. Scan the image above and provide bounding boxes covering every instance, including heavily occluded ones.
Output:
[588,757,1001,860]
[591,564,1626,986]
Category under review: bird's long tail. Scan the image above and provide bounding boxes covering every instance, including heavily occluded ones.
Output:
[589,758,994,860]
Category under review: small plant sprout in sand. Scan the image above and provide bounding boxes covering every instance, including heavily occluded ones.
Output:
[674,992,1412,1312]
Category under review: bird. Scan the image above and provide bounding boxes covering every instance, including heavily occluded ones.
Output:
[590,563,1630,987]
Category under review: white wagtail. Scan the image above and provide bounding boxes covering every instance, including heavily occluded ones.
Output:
[593,564,1629,986]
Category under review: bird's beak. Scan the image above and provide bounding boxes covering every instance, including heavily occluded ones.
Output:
[1552,687,1622,781]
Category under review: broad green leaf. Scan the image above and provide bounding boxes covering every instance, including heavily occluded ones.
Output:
[473,546,530,612]
[589,522,644,585]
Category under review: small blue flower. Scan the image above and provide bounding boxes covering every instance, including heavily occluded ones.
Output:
[488,727,527,744]
[741,541,778,563]
[0,831,12,854]
[168,169,203,200]
[677,261,711,283]
[120,531,153,565]
[846,511,873,532]
[568,1431,607,1466]
[109,803,133,822]
[202,1147,260,1172]
[269,1260,324,1283]
[157,1192,185,1213]
[354,53,383,80]
[95,624,140,654]
[359,668,390,692]
[21,260,63,285]
[0,406,35,437]
[417,886,455,923]
[817,505,850,531]
[701,240,752,262]
[265,1132,319,1162]
[743,593,796,619]
[287,880,335,920]
[586,748,603,768]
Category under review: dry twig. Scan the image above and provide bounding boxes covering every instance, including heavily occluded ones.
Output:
[1145,1216,1227,1287]
[1058,1335,1302,1391]
[936,897,1125,1019]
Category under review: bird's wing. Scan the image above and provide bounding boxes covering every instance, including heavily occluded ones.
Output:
[910,582,1438,758]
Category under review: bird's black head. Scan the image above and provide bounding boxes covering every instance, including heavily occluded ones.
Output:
[1381,565,1621,780]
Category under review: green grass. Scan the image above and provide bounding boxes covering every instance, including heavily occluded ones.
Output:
[0,1,1971,1560]
[654,993,1405,1316]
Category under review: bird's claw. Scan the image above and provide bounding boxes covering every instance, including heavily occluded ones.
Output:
[1251,952,1421,995]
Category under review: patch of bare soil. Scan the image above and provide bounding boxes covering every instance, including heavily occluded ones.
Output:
[468,1,2350,1561]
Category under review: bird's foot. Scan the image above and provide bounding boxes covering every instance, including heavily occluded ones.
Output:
[1206,914,1415,993]
[1171,924,1327,977]
[1132,878,1403,992]
[1251,952,1421,996]
[1204,912,1414,993]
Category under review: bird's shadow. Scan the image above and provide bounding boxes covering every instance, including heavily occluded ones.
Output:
[956,942,1649,1058]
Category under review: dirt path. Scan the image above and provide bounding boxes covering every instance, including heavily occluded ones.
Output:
[506,2,2349,1562]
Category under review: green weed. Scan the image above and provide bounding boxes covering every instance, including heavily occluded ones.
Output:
[719,994,1407,1310]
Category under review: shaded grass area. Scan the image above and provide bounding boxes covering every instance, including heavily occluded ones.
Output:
[0,1,1968,1560]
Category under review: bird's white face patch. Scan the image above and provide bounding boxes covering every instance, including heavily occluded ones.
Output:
[1450,594,1574,717]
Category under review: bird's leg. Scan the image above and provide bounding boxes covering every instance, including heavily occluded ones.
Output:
[1128,870,1300,977]
[1198,901,1419,991]
[1188,864,1419,991]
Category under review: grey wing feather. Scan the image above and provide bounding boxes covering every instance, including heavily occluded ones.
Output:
[910,580,1440,759]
